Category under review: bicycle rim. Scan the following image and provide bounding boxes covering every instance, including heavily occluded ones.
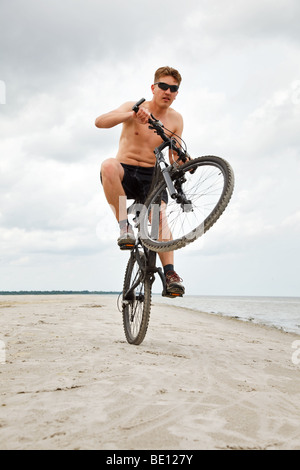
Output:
[122,251,151,345]
[139,156,234,252]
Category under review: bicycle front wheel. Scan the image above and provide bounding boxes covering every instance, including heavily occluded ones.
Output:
[139,155,234,252]
[122,250,151,345]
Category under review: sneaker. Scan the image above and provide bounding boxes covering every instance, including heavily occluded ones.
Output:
[165,270,185,296]
[117,224,136,250]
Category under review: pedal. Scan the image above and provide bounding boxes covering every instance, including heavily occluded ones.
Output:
[162,290,183,298]
[119,243,135,251]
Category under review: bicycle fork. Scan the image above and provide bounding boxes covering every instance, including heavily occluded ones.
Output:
[155,147,193,212]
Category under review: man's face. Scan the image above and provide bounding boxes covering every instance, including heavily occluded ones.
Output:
[151,75,179,108]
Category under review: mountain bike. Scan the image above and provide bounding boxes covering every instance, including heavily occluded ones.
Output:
[120,98,234,345]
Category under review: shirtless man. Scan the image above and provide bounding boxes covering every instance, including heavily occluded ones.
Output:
[95,66,184,295]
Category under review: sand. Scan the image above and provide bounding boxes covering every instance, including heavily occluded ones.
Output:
[0,294,300,450]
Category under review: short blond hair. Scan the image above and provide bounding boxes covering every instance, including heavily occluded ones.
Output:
[154,66,182,86]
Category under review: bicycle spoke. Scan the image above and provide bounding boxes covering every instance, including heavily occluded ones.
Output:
[122,249,151,345]
[140,156,234,252]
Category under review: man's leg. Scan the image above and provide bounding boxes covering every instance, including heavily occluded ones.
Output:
[158,203,185,295]
[101,158,126,221]
[159,250,184,295]
[159,251,173,269]
[101,158,135,248]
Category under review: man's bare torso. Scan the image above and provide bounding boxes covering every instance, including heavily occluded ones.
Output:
[116,101,181,167]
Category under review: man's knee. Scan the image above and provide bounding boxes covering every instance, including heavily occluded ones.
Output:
[101,159,123,184]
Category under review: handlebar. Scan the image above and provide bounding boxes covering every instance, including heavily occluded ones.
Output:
[132,98,188,162]
[132,98,163,128]
[132,98,146,113]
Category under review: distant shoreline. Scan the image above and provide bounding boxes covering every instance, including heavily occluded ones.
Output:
[0,291,119,295]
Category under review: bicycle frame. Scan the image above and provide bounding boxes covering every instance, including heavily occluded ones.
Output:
[154,141,177,198]
[122,223,168,302]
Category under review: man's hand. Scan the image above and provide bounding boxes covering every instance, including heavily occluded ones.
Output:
[134,106,151,125]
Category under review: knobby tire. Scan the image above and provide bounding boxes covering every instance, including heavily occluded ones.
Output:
[139,155,234,253]
[122,251,152,345]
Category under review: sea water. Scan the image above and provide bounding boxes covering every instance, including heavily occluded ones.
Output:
[154,295,300,335]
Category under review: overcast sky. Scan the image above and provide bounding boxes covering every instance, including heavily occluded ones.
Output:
[1,0,300,296]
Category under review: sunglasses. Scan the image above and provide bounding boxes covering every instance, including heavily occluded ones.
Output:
[154,82,179,93]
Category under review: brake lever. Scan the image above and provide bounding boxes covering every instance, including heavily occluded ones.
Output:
[150,113,163,127]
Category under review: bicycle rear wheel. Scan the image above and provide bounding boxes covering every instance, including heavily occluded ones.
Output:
[122,250,151,345]
[139,155,234,252]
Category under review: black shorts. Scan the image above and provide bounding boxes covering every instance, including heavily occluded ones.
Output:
[101,163,168,204]
[121,164,168,204]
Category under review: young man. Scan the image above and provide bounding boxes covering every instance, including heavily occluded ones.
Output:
[95,66,184,295]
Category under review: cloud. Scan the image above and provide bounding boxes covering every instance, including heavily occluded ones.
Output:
[183,0,300,44]
[240,80,300,157]
[1,0,300,294]
[0,0,192,90]
[0,80,5,104]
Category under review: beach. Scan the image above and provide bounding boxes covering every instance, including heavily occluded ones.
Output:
[1,294,300,450]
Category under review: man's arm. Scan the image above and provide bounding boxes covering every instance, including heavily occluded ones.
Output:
[95,102,135,128]
[95,101,151,129]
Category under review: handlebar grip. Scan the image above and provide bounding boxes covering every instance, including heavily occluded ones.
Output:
[132,98,146,113]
